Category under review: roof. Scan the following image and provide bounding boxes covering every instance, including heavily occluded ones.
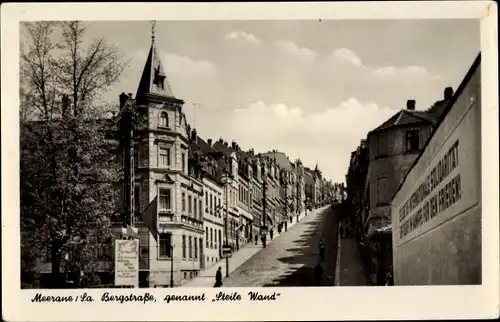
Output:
[370,108,436,134]
[391,52,481,202]
[135,38,175,105]
[261,151,293,170]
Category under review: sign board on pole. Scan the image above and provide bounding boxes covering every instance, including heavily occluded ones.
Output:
[115,239,139,287]
[222,245,232,258]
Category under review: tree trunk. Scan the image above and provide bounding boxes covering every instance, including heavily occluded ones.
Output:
[51,243,62,288]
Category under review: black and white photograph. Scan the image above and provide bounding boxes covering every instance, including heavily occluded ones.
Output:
[2,1,498,321]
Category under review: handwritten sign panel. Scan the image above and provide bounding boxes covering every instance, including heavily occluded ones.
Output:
[115,239,139,287]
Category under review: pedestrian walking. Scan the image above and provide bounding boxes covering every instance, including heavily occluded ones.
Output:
[214,267,223,287]
[255,234,258,245]
[318,239,325,261]
[385,265,394,286]
[269,229,274,240]
[277,224,282,234]
[314,263,324,286]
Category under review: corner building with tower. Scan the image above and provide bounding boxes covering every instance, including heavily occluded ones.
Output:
[122,33,205,287]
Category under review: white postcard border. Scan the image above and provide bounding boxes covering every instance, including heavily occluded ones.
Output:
[1,2,498,321]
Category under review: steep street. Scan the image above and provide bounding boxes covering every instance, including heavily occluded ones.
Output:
[223,206,340,287]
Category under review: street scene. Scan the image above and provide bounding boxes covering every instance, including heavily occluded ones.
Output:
[18,19,481,289]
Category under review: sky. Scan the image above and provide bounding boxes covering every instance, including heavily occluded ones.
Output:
[28,20,480,183]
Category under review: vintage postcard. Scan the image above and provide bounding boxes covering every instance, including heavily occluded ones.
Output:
[1,1,498,321]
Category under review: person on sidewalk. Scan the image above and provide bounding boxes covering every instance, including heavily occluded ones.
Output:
[214,267,223,288]
[255,234,258,245]
[314,263,324,286]
[318,239,326,261]
[269,229,274,240]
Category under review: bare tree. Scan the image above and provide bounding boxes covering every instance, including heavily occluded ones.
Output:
[20,21,128,288]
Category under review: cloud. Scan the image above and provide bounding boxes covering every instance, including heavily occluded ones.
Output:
[332,48,363,66]
[227,98,395,182]
[225,31,262,45]
[276,40,317,61]
[374,65,428,77]
[161,53,217,77]
[328,47,442,80]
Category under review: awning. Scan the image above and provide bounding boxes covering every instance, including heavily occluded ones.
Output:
[367,223,392,238]
[377,224,392,233]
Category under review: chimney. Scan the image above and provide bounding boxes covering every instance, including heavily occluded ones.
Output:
[207,138,212,146]
[444,87,454,100]
[406,100,416,111]
[127,93,133,99]
[224,141,228,147]
[231,141,236,149]
[219,138,223,143]
[119,92,128,109]
[191,128,197,142]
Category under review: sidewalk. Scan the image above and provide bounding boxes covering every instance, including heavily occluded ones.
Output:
[182,208,321,287]
[335,234,367,286]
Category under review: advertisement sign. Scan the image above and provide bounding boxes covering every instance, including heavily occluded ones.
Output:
[115,239,139,287]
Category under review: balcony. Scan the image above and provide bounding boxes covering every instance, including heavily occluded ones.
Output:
[180,214,203,230]
[158,210,175,224]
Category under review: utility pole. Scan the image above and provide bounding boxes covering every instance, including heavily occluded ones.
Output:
[224,180,230,277]
[262,177,267,248]
[286,176,289,223]
[296,173,300,223]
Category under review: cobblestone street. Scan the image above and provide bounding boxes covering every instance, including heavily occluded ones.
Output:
[223,206,340,287]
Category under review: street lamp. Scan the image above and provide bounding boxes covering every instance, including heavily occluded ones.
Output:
[221,170,233,277]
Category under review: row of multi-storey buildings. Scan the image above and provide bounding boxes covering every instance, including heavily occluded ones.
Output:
[31,31,338,287]
[345,53,482,285]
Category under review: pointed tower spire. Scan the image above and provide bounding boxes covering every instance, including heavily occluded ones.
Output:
[135,21,175,105]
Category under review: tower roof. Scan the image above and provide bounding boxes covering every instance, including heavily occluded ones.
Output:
[135,27,175,105]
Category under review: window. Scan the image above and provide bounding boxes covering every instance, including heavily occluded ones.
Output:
[159,112,169,128]
[188,236,192,259]
[182,192,186,212]
[199,200,202,218]
[206,228,209,247]
[134,185,140,211]
[376,134,388,157]
[377,177,389,205]
[194,198,197,217]
[181,153,186,173]
[188,196,192,214]
[210,195,213,212]
[159,233,172,257]
[210,228,213,248]
[205,193,208,210]
[194,238,198,259]
[405,129,420,152]
[159,189,171,212]
[218,198,221,217]
[182,235,186,259]
[159,148,170,166]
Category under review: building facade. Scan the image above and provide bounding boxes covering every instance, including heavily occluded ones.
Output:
[392,54,481,285]
[128,35,206,287]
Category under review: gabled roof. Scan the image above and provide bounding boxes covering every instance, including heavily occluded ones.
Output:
[261,151,293,170]
[135,37,175,105]
[212,141,232,154]
[370,109,435,134]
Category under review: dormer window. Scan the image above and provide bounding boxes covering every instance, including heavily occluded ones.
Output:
[153,63,166,90]
[159,112,169,128]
